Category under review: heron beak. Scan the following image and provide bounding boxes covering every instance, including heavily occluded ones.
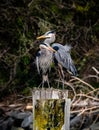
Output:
[47,46,56,53]
[37,35,50,40]
[40,44,56,53]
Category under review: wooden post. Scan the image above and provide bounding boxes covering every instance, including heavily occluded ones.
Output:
[32,88,71,130]
[64,98,71,130]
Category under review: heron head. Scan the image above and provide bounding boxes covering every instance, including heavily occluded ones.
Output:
[37,30,56,44]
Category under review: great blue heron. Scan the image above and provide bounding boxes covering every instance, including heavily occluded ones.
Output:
[36,30,77,88]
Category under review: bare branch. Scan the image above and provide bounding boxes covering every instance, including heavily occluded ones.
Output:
[72,76,95,90]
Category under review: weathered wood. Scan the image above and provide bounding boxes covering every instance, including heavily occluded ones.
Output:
[32,88,68,99]
[64,98,71,130]
[32,88,71,130]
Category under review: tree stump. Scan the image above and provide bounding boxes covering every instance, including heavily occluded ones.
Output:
[32,88,71,130]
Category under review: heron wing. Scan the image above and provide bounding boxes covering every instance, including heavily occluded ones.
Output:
[36,51,41,74]
[52,43,77,76]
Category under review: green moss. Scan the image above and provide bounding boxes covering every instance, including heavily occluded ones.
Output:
[34,99,64,129]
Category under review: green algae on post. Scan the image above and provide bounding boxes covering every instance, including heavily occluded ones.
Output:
[34,99,65,130]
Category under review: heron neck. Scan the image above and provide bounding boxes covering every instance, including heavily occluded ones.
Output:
[43,39,52,45]
[43,42,50,46]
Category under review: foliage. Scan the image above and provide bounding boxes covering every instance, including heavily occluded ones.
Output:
[0,0,99,96]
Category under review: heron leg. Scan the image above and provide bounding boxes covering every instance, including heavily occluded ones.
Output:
[42,80,44,88]
[42,74,50,88]
[61,70,65,89]
[38,82,43,88]
[57,69,61,88]
[46,77,50,88]
[37,76,46,88]
[58,64,65,89]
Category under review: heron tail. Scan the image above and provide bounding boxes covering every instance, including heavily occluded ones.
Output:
[69,64,78,76]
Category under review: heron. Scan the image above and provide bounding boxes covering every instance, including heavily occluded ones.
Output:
[36,30,77,88]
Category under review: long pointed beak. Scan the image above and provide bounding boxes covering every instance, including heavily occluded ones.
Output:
[40,44,56,53]
[37,35,50,40]
[47,46,56,53]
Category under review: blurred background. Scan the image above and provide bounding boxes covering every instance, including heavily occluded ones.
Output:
[0,0,99,98]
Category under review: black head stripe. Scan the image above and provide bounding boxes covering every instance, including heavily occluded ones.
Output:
[51,30,56,33]
[41,43,48,47]
[47,30,56,35]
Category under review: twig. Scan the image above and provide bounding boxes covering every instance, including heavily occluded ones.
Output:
[92,67,99,74]
[72,94,82,106]
[87,88,99,95]
[70,109,83,114]
[89,109,99,114]
[72,76,94,90]
[17,95,32,101]
[83,75,99,80]
[76,94,99,101]
[55,79,77,103]
[56,80,76,103]
[72,99,89,107]
[64,81,76,103]
[77,106,99,116]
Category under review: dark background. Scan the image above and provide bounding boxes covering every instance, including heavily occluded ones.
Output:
[0,0,99,98]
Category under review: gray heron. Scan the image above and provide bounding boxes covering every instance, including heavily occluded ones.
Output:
[36,30,77,88]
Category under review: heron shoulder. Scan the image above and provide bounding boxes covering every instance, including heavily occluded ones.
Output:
[52,43,63,50]
[52,43,71,53]
[36,50,41,57]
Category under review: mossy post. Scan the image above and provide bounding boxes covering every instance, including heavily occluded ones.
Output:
[32,88,71,130]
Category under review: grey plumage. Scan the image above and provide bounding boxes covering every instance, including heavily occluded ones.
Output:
[36,48,53,75]
[36,43,53,87]
[36,30,77,88]
[52,43,77,76]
